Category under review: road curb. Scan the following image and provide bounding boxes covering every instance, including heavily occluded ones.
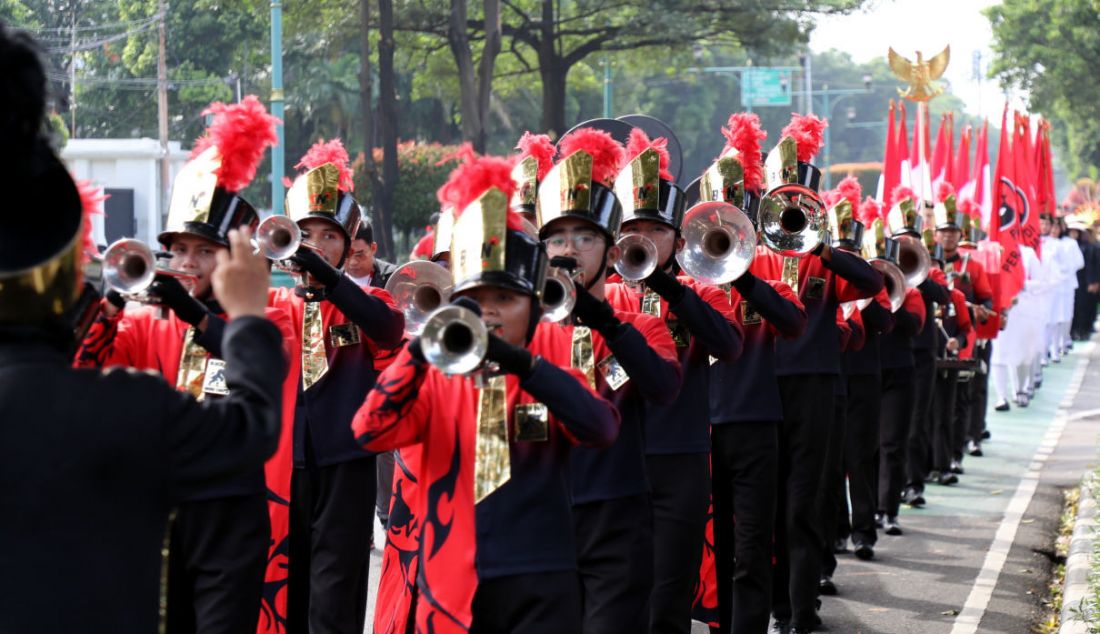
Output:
[1062,477,1097,634]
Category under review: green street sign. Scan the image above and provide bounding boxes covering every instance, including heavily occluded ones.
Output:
[742,68,792,107]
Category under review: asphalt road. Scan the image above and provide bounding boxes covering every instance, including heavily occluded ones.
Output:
[362,338,1100,633]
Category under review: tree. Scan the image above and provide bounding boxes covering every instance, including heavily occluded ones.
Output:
[360,0,400,260]
[447,0,501,152]
[986,0,1100,177]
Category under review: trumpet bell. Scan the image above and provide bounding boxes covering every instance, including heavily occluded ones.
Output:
[419,304,489,375]
[676,201,757,285]
[757,183,827,257]
[614,233,658,281]
[540,267,577,323]
[869,258,907,312]
[103,238,157,293]
[256,215,302,261]
[385,261,454,336]
[894,234,931,287]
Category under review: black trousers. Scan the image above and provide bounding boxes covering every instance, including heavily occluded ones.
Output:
[470,570,582,634]
[905,351,936,492]
[932,369,960,472]
[287,455,377,634]
[646,453,710,634]
[575,493,654,634]
[845,374,882,546]
[772,374,834,629]
[376,450,396,527]
[711,421,778,634]
[952,370,973,461]
[880,365,915,517]
[820,395,847,579]
[968,342,992,442]
[165,493,270,634]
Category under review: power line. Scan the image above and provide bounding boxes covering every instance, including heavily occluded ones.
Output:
[12,15,163,34]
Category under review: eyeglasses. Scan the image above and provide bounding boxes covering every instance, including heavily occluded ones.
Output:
[543,231,602,253]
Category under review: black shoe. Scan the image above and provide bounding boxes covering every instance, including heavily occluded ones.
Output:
[834,538,849,553]
[981,429,992,440]
[819,575,837,596]
[884,516,903,535]
[994,400,1011,412]
[967,440,983,457]
[938,471,959,486]
[927,469,942,482]
[949,459,965,475]
[874,513,885,529]
[901,486,925,507]
[854,541,875,560]
[771,620,791,634]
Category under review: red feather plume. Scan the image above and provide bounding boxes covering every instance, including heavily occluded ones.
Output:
[935,180,955,203]
[781,113,827,162]
[439,155,525,231]
[958,197,980,219]
[891,185,916,207]
[857,196,882,226]
[75,179,107,264]
[191,95,280,193]
[822,190,842,207]
[624,127,674,181]
[436,142,478,167]
[557,127,625,187]
[296,138,355,192]
[720,112,767,192]
[515,132,556,180]
[835,176,862,210]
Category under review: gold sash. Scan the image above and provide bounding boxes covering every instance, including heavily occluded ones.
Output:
[571,325,596,389]
[782,256,801,294]
[301,301,330,389]
[474,375,510,503]
[175,327,208,401]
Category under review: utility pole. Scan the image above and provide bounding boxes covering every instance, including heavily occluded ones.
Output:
[157,0,170,228]
[270,0,285,216]
[69,4,77,134]
[804,50,813,115]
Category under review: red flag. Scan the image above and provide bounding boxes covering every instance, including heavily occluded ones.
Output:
[1014,114,1041,254]
[953,125,971,194]
[877,100,899,203]
[1034,120,1057,217]
[897,102,911,188]
[946,113,955,186]
[973,121,992,226]
[992,104,1024,302]
[930,114,949,189]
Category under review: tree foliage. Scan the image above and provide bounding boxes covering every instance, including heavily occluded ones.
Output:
[986,0,1100,178]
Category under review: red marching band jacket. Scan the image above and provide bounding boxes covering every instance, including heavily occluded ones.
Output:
[74,302,302,632]
[352,322,621,634]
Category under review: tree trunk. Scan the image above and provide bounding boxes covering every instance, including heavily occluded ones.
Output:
[377,0,400,260]
[537,0,568,138]
[447,0,501,153]
[476,0,502,150]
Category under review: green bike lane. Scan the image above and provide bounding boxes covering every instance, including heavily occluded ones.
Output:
[819,342,1098,634]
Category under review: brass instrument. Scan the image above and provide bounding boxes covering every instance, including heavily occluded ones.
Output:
[540,266,577,323]
[385,261,454,336]
[675,201,757,285]
[419,304,490,375]
[101,238,194,298]
[893,234,931,287]
[757,183,827,257]
[614,233,658,281]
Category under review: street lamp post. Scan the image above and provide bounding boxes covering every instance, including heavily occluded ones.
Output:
[270,0,285,216]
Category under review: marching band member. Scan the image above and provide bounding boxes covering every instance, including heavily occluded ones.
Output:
[353,155,620,633]
[698,113,807,634]
[0,27,286,631]
[75,98,296,634]
[271,139,405,634]
[540,127,683,634]
[611,127,743,634]
[753,114,882,634]
[957,200,1000,454]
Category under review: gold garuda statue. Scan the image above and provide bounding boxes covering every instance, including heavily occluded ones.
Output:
[888,46,950,102]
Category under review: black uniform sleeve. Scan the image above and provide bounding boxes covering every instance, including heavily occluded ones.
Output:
[735,273,807,338]
[193,314,227,358]
[893,306,922,337]
[668,286,742,362]
[861,301,895,335]
[822,248,885,294]
[603,323,682,405]
[161,316,287,500]
[326,275,405,349]
[520,358,619,447]
[918,277,951,304]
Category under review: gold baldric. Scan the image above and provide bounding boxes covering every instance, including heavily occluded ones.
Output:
[301,301,330,389]
[571,325,597,389]
[474,374,510,503]
[782,257,801,294]
[176,327,209,401]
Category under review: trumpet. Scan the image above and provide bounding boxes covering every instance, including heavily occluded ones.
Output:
[757,183,827,257]
[101,238,194,297]
[419,304,489,375]
[541,266,577,323]
[614,233,658,281]
[254,215,324,273]
[385,261,454,336]
[676,201,757,285]
[893,234,931,288]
